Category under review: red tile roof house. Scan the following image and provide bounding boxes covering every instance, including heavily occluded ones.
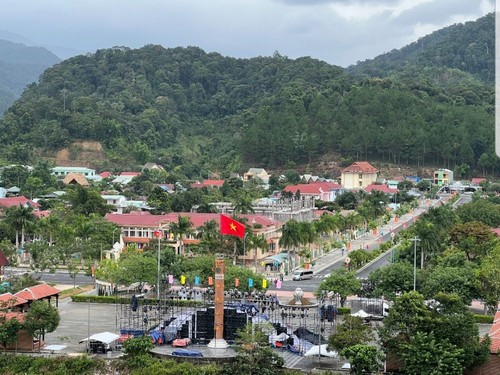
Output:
[99,171,113,179]
[283,182,343,202]
[341,161,379,189]
[364,184,398,195]
[465,310,500,375]
[105,212,283,264]
[0,311,45,351]
[0,196,41,212]
[190,179,225,189]
[0,293,29,312]
[471,177,486,186]
[0,284,60,352]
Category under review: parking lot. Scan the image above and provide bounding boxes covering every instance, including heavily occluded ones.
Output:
[44,296,122,355]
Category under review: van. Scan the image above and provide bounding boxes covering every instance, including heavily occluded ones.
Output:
[292,269,313,281]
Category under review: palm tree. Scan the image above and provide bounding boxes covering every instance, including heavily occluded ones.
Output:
[279,220,302,274]
[170,215,193,255]
[4,205,36,252]
[247,233,268,270]
[315,216,337,256]
[36,214,60,246]
[233,191,255,214]
[298,221,318,264]
[74,216,95,240]
[196,201,217,213]
[197,219,219,253]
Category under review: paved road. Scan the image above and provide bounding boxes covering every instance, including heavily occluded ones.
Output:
[356,250,392,279]
[5,267,93,286]
[274,206,429,294]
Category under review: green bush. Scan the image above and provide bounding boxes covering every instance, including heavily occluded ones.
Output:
[337,307,351,315]
[123,336,154,357]
[0,355,103,375]
[379,241,393,252]
[473,314,494,324]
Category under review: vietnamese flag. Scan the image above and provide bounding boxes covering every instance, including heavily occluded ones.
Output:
[220,214,245,239]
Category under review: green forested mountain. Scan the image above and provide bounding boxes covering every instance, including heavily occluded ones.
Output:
[0,39,60,114]
[347,13,494,85]
[0,14,495,178]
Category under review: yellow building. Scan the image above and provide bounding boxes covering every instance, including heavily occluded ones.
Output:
[341,161,378,189]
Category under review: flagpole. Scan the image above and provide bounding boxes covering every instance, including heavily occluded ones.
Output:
[233,241,237,266]
[157,227,161,302]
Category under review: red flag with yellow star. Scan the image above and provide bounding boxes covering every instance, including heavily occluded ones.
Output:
[220,214,245,239]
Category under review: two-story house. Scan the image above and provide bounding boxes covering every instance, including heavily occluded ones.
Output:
[283,182,343,202]
[341,161,378,189]
[433,168,453,186]
[243,168,270,189]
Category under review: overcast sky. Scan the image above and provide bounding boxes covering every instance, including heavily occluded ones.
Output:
[0,0,494,67]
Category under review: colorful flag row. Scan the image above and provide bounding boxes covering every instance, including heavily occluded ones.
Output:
[166,275,276,288]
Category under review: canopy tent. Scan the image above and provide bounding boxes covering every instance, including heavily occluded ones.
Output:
[265,253,288,264]
[304,344,338,358]
[44,344,67,354]
[79,331,120,345]
[351,310,370,318]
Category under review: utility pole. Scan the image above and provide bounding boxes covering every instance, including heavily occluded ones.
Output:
[411,237,420,291]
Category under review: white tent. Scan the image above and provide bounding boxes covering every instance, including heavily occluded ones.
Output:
[269,332,289,343]
[304,344,338,358]
[79,331,120,345]
[351,309,370,318]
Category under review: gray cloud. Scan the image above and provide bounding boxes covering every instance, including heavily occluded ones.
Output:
[0,0,492,67]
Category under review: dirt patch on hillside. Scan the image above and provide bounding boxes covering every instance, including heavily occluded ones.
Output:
[44,141,107,169]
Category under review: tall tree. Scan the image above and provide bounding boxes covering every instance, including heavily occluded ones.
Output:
[24,300,60,345]
[368,262,415,300]
[169,215,193,255]
[65,185,111,216]
[342,344,383,375]
[317,268,361,307]
[449,221,497,262]
[327,315,373,352]
[0,315,22,352]
[477,245,500,313]
[401,332,463,375]
[4,204,36,251]
[197,219,220,253]
[232,191,255,215]
[279,219,302,273]
[246,233,268,269]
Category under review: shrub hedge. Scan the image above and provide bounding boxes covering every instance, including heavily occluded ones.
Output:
[473,314,494,324]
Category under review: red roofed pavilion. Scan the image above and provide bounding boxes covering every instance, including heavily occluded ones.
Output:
[14,284,61,307]
[0,293,28,311]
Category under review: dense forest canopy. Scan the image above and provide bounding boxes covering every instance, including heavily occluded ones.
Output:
[0,39,60,114]
[348,13,494,85]
[0,13,495,177]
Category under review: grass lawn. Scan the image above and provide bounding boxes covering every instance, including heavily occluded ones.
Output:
[59,285,94,299]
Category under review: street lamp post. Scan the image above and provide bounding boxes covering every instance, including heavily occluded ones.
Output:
[411,237,420,291]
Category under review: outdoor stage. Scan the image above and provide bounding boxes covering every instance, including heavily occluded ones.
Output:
[150,344,237,363]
